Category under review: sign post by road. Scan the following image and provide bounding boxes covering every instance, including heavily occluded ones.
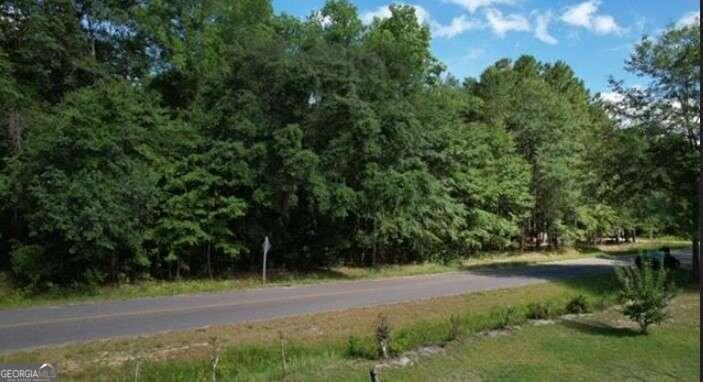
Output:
[262,236,271,285]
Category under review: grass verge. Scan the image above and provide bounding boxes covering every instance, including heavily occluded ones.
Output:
[0,238,690,310]
[5,268,696,381]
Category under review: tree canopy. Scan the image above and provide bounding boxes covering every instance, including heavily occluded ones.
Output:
[0,0,698,288]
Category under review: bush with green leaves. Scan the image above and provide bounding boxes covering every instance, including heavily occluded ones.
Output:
[526,301,562,319]
[447,314,462,341]
[375,314,392,359]
[615,260,676,334]
[8,81,193,286]
[492,306,524,329]
[345,336,374,359]
[10,244,52,292]
[565,295,590,314]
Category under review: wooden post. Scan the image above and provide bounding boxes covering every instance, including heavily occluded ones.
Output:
[279,331,287,376]
[209,337,219,382]
[134,359,141,382]
[369,367,380,382]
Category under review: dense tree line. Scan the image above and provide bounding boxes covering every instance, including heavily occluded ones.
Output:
[0,1,698,288]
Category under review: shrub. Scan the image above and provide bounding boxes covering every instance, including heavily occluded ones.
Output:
[565,295,590,314]
[526,301,561,319]
[345,336,373,359]
[10,244,54,292]
[375,314,392,359]
[615,260,676,334]
[635,254,660,270]
[447,314,462,341]
[492,306,523,329]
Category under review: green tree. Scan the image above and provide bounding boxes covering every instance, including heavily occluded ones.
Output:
[606,21,700,273]
[364,4,443,90]
[1,0,670,287]
[9,82,192,286]
[152,142,250,279]
[313,0,364,46]
[469,56,592,249]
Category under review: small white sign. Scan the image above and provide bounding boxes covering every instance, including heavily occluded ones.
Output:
[263,236,271,254]
[262,236,271,285]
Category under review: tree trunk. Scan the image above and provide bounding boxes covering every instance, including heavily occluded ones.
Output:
[372,219,378,267]
[280,191,291,223]
[552,231,559,250]
[519,230,525,252]
[109,253,118,284]
[8,110,23,243]
[8,109,23,153]
[693,239,699,284]
[206,241,213,280]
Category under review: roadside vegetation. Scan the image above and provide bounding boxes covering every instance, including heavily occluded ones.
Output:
[1,268,695,381]
[0,238,688,309]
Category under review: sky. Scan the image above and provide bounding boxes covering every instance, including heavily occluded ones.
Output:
[272,0,700,94]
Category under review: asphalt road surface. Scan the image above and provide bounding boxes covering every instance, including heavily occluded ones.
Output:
[0,251,691,353]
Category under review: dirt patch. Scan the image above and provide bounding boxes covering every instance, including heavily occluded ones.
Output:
[477,328,513,337]
[376,344,446,370]
[529,319,558,326]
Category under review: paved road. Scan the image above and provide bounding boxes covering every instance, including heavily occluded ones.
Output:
[0,251,690,353]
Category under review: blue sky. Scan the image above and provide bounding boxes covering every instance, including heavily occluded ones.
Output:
[272,0,699,94]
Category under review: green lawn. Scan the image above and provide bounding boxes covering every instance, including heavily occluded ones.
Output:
[0,238,688,310]
[381,291,699,382]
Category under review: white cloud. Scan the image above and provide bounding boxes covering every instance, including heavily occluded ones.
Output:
[432,15,483,38]
[560,0,622,35]
[677,11,700,27]
[598,91,623,104]
[311,11,333,28]
[444,0,517,13]
[561,1,595,28]
[485,8,530,37]
[361,4,481,39]
[361,4,431,25]
[591,14,620,34]
[360,5,390,25]
[534,11,557,44]
[410,5,432,25]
